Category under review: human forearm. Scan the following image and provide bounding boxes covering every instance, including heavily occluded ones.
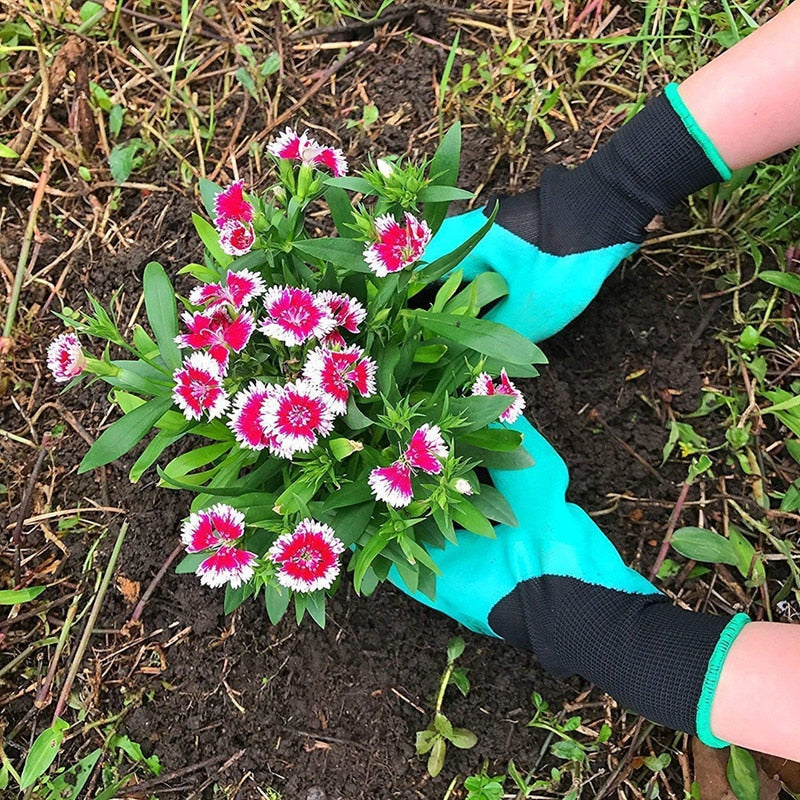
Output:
[710,620,800,760]
[679,1,800,169]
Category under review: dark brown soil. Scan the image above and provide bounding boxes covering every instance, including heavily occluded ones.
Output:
[1,6,774,800]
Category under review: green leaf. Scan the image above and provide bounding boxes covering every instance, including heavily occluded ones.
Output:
[444,270,509,315]
[198,177,224,217]
[109,733,162,775]
[780,480,800,512]
[416,311,542,364]
[162,442,230,481]
[192,212,232,267]
[305,590,327,628]
[78,396,174,473]
[670,527,739,565]
[447,636,465,661]
[760,270,800,296]
[451,499,495,537]
[413,343,448,363]
[109,104,124,138]
[727,745,760,800]
[265,584,292,625]
[324,176,377,194]
[0,586,45,604]
[353,528,391,593]
[425,122,461,232]
[428,737,446,777]
[20,718,69,789]
[175,552,205,574]
[292,238,371,273]
[450,396,515,433]
[43,748,101,800]
[144,262,182,369]
[449,727,478,749]
[434,712,453,737]
[461,428,522,451]
[416,204,496,283]
[551,739,585,761]
[457,441,534,470]
[728,526,765,586]
[417,186,474,203]
[471,484,519,527]
[224,581,256,614]
[109,139,145,184]
[415,729,436,755]
[785,439,800,464]
[324,186,356,236]
[0,142,19,158]
[129,429,185,483]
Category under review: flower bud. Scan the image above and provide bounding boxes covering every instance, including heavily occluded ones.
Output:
[376,158,394,179]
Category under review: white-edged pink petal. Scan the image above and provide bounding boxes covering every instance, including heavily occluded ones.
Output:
[172,351,229,421]
[368,461,413,508]
[218,219,255,256]
[47,332,86,382]
[268,518,345,593]
[197,545,257,589]
[404,424,448,474]
[260,379,336,457]
[181,503,246,552]
[214,180,254,226]
[260,285,335,347]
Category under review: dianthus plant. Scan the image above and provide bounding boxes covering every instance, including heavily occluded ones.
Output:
[52,124,545,627]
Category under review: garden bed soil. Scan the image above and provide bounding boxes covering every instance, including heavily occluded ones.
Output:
[0,6,767,799]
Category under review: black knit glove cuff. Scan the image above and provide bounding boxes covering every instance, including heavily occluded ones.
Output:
[489,576,749,745]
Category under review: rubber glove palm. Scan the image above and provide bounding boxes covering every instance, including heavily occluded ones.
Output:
[423,207,638,343]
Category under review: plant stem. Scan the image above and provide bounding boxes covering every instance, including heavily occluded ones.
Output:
[435,660,455,714]
[3,151,52,340]
[52,522,128,722]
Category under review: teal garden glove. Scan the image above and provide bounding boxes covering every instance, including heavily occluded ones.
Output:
[390,85,744,746]
[392,415,749,748]
[424,84,731,343]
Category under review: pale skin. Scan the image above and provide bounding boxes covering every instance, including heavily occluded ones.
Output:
[676,1,800,761]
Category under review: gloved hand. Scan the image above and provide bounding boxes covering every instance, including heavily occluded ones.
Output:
[391,415,749,747]
[423,201,638,343]
[424,84,730,343]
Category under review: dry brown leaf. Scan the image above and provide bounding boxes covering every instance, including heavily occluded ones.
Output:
[754,752,800,794]
[116,575,140,605]
[692,739,781,800]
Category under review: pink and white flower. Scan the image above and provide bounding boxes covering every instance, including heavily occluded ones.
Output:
[175,309,255,369]
[181,503,246,552]
[190,269,266,312]
[260,285,335,347]
[368,461,413,508]
[214,180,254,227]
[228,381,277,451]
[302,345,377,413]
[198,545,257,589]
[47,332,86,382]
[173,351,230,420]
[404,424,448,475]
[364,212,432,277]
[317,291,367,334]
[260,379,336,457]
[269,518,345,593]
[218,219,255,257]
[309,144,348,178]
[267,127,348,177]
[181,504,256,590]
[470,368,525,423]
